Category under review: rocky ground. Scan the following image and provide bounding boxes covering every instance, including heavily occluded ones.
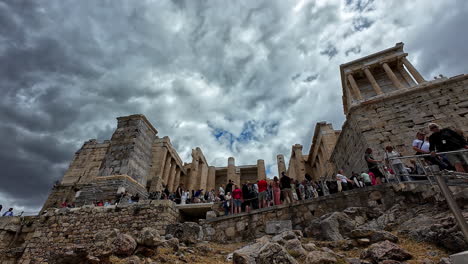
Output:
[55,201,466,264]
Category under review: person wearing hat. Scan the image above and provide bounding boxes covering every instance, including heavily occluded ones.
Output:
[428,123,468,172]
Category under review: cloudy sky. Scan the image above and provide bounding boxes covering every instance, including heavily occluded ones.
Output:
[1,0,467,213]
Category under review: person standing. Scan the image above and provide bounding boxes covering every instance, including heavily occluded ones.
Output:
[272,177,281,205]
[232,185,242,214]
[361,171,372,186]
[257,178,268,208]
[385,146,408,181]
[223,192,232,215]
[365,148,383,185]
[2,208,13,217]
[280,172,293,204]
[336,170,350,191]
[428,123,468,172]
[225,180,234,194]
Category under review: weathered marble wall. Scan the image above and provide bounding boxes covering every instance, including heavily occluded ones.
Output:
[331,75,468,177]
[99,114,158,186]
[61,139,110,185]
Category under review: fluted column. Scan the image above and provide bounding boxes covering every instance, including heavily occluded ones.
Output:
[401,57,425,83]
[382,62,404,89]
[363,67,383,95]
[347,74,363,100]
[172,167,181,191]
[277,154,286,177]
[227,157,239,185]
[162,155,172,187]
[207,166,216,191]
[257,159,266,180]
[167,161,177,192]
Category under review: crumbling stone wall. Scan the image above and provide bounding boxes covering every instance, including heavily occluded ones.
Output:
[202,185,397,242]
[331,75,468,176]
[17,201,178,263]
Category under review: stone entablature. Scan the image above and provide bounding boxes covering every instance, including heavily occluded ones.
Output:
[341,43,426,114]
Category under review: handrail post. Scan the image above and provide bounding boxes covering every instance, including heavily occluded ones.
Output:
[435,171,468,243]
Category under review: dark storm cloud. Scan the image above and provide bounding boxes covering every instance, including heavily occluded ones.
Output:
[1,0,467,212]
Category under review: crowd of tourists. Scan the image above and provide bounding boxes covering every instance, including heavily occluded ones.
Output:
[54,122,466,214]
[359,122,468,183]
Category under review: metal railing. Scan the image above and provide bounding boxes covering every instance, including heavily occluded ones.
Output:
[385,149,468,243]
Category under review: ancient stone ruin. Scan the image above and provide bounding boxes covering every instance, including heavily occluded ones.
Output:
[1,43,467,263]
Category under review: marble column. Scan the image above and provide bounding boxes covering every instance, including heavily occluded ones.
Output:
[162,155,172,187]
[257,159,266,180]
[399,65,417,87]
[149,147,168,192]
[167,161,177,192]
[401,57,425,83]
[227,157,239,185]
[172,167,181,191]
[347,74,363,100]
[293,145,306,181]
[382,62,404,89]
[363,67,383,95]
[277,154,287,177]
[207,166,216,191]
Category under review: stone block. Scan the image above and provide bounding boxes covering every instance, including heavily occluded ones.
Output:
[265,220,292,235]
[451,251,468,264]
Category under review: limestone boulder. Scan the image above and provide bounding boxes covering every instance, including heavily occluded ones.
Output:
[233,242,298,264]
[304,250,337,264]
[360,240,412,263]
[369,231,398,244]
[111,234,137,257]
[159,237,179,252]
[257,242,299,264]
[272,230,299,244]
[135,227,161,247]
[283,239,307,258]
[165,222,204,245]
[304,212,356,241]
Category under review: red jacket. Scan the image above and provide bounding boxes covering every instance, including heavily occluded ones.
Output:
[258,180,268,192]
[232,188,243,199]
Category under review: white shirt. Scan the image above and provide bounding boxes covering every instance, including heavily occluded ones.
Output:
[385,151,403,165]
[336,174,348,183]
[412,139,430,153]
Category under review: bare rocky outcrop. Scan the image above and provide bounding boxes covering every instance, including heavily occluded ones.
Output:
[360,240,412,263]
[305,250,337,264]
[165,222,204,245]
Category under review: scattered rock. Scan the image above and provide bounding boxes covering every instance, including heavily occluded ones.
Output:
[357,238,371,246]
[305,212,356,241]
[361,240,412,263]
[305,250,337,264]
[121,255,141,264]
[233,242,297,264]
[206,211,217,219]
[283,238,307,258]
[165,222,204,245]
[136,227,161,247]
[438,258,452,264]
[303,243,318,251]
[418,258,434,264]
[111,234,137,257]
[370,231,398,243]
